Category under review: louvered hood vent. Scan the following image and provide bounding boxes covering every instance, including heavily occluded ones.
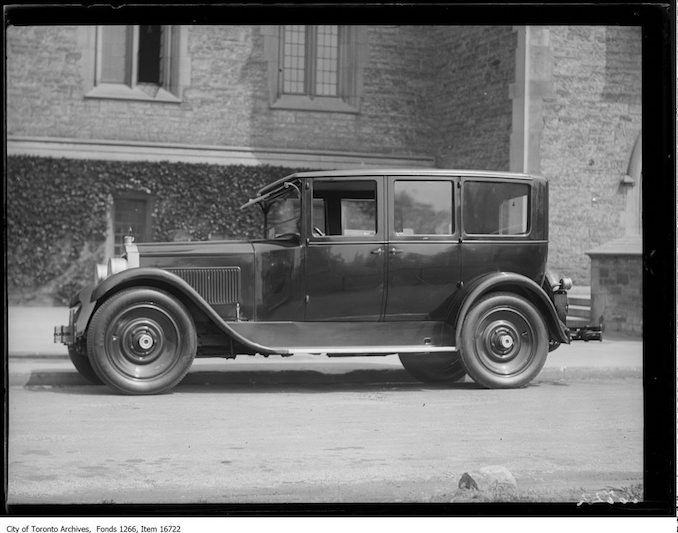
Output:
[166,267,241,304]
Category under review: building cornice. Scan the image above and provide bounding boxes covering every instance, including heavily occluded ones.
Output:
[7,136,435,170]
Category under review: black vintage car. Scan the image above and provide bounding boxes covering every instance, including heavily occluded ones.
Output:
[55,169,572,394]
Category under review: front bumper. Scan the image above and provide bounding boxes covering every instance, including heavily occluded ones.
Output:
[54,307,78,346]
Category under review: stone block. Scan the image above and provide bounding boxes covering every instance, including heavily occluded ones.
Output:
[458,465,518,492]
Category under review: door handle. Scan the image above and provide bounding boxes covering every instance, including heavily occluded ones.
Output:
[390,247,402,255]
[370,247,384,256]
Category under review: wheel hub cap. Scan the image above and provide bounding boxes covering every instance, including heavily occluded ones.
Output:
[104,302,183,381]
[486,323,519,361]
[136,332,154,351]
[118,320,165,365]
[498,333,513,349]
[473,305,538,377]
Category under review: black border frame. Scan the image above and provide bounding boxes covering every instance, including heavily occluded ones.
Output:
[4,0,675,518]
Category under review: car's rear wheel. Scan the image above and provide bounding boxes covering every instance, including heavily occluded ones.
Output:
[398,352,466,383]
[87,287,197,395]
[68,339,102,384]
[459,292,548,389]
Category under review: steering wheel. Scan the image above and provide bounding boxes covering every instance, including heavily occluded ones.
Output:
[313,226,325,237]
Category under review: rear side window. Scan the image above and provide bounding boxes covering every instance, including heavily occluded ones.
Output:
[394,180,454,235]
[463,181,530,235]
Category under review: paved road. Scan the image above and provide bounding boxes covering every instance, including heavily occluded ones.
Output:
[7,376,642,505]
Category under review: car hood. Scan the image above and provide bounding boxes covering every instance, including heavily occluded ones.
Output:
[136,240,255,269]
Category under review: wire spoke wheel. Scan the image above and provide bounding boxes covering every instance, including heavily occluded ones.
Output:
[460,292,547,388]
[87,288,197,395]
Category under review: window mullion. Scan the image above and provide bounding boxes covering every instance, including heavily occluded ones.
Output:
[337,25,345,98]
[95,26,103,84]
[129,25,139,87]
[306,25,316,97]
[160,26,172,88]
[278,26,285,96]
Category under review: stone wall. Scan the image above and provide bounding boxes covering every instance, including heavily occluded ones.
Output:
[588,243,643,336]
[7,25,518,167]
[430,26,516,170]
[538,26,642,284]
[6,25,436,158]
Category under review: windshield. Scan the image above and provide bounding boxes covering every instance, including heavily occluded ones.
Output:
[264,186,301,239]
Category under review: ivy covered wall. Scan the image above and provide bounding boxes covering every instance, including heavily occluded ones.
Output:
[7,156,308,304]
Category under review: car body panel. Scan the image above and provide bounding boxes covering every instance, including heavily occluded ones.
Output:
[253,240,305,321]
[136,240,256,320]
[305,241,387,321]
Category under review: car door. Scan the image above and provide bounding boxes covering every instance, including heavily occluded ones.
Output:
[304,176,386,321]
[460,177,546,285]
[384,175,461,321]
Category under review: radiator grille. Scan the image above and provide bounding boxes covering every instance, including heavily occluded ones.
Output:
[167,267,241,304]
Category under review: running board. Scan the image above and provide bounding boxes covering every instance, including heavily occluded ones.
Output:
[283,345,457,356]
[226,320,456,356]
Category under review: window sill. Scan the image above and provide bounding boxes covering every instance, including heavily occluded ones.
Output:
[270,94,359,114]
[85,83,181,103]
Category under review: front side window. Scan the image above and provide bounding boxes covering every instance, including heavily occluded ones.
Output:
[312,180,377,237]
[463,181,530,235]
[394,181,454,236]
[264,188,301,239]
[90,25,182,101]
[340,199,376,236]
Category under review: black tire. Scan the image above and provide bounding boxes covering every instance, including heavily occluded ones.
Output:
[459,292,548,389]
[68,339,103,384]
[398,352,467,383]
[86,287,197,395]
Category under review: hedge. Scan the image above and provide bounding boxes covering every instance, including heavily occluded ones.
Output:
[7,155,309,304]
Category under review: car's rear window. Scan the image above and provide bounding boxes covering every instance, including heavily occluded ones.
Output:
[463,181,530,235]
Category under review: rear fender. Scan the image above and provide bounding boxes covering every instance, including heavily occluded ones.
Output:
[451,272,570,346]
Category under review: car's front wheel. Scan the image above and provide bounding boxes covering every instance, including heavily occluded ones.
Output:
[398,352,466,383]
[459,292,548,388]
[87,287,197,395]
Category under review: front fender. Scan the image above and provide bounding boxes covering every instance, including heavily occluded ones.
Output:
[87,267,277,354]
[92,267,204,303]
[451,272,570,346]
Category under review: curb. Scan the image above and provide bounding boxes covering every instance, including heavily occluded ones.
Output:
[535,366,642,382]
[9,364,642,389]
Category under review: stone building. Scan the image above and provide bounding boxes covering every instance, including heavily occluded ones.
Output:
[6,24,643,333]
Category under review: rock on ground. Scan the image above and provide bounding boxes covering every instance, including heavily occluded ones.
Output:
[458,466,517,492]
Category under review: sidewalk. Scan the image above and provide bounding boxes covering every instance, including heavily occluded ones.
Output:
[7,306,643,387]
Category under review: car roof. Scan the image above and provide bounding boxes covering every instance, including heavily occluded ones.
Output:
[258,168,542,195]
